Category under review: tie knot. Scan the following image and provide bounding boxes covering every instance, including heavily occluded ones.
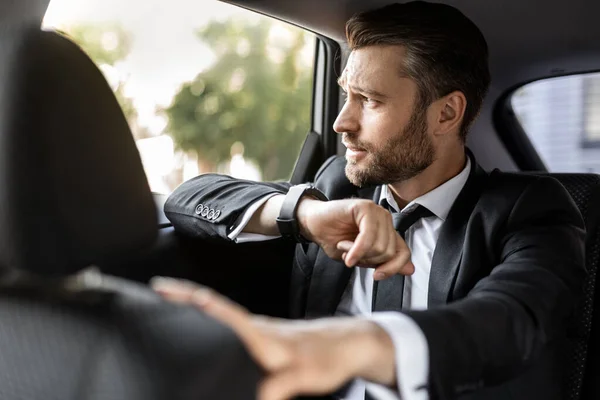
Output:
[391,205,433,236]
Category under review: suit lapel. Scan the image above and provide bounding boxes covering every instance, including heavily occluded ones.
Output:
[428,153,488,307]
[304,185,380,317]
[303,150,487,313]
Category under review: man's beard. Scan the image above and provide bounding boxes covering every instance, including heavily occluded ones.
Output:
[344,107,435,187]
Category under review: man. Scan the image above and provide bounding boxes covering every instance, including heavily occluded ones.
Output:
[161,2,586,400]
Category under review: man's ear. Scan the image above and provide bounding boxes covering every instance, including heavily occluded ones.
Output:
[432,91,467,137]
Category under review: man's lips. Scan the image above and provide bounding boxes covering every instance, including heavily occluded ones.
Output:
[343,141,368,161]
[342,141,366,152]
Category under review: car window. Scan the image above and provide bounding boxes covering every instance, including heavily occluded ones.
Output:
[43,0,316,193]
[511,72,600,173]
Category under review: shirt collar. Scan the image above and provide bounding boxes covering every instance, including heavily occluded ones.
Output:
[378,157,471,221]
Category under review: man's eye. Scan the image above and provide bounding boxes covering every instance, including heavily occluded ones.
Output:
[361,95,376,105]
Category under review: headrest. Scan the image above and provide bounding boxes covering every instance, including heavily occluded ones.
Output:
[0,28,157,276]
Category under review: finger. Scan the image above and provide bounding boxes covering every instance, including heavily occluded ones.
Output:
[259,369,297,400]
[341,252,379,269]
[151,277,291,371]
[372,236,413,280]
[337,240,353,253]
[259,369,332,400]
[373,260,415,281]
[403,260,415,275]
[355,224,396,266]
[340,251,380,269]
[152,277,260,340]
[345,215,381,267]
[338,245,355,269]
[151,277,207,303]
[342,253,376,269]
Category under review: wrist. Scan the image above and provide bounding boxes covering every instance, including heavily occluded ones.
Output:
[246,194,285,235]
[264,194,286,235]
[296,196,321,241]
[352,320,397,387]
[276,184,327,242]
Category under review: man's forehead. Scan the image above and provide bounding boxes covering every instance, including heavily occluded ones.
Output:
[341,46,407,87]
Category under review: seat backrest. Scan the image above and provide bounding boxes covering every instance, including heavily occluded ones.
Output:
[0,27,259,399]
[540,174,600,400]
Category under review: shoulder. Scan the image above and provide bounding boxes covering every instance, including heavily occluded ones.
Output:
[480,169,581,222]
[485,169,572,200]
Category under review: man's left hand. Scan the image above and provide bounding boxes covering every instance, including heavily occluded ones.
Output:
[151,277,396,400]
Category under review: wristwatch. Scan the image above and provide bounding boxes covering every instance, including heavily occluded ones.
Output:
[276,184,328,243]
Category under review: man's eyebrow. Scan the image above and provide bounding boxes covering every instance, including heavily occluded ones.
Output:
[347,84,389,99]
[336,75,388,99]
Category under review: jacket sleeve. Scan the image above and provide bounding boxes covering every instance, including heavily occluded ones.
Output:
[404,176,586,399]
[164,174,292,241]
[163,155,349,242]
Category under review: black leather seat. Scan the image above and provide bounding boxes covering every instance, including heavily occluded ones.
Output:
[532,174,600,400]
[0,27,259,400]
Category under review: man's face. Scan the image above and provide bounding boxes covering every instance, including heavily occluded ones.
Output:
[333,45,435,187]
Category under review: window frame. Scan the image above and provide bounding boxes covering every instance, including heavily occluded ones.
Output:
[289,34,341,183]
[497,70,600,171]
[494,83,548,171]
[311,36,342,159]
[581,74,600,149]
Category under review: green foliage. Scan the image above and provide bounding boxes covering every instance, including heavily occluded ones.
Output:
[163,18,314,181]
[65,24,131,65]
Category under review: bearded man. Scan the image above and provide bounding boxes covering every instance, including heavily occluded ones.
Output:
[158,2,585,400]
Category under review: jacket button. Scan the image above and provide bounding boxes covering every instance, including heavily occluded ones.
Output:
[201,207,210,217]
[213,210,221,220]
[207,209,215,220]
[195,204,203,215]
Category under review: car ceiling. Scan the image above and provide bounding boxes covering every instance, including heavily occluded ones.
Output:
[225,0,600,92]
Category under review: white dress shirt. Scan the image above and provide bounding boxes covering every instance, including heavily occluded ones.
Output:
[229,159,471,400]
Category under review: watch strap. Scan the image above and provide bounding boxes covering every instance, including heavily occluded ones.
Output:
[276,184,328,242]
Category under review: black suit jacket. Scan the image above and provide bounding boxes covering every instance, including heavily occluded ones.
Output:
[165,153,586,400]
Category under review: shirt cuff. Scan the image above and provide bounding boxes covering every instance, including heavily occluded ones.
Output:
[227,193,281,243]
[369,312,430,400]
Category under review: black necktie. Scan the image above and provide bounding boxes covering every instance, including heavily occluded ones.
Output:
[365,204,433,400]
[371,204,433,312]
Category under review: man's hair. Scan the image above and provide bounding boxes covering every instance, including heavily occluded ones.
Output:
[346,1,490,141]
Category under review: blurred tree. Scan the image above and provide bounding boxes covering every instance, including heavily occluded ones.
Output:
[61,24,142,136]
[163,18,314,180]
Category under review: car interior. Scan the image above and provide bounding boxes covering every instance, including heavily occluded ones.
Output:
[1,0,599,399]
[0,12,259,400]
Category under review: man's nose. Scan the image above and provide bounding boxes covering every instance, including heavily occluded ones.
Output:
[333,102,359,135]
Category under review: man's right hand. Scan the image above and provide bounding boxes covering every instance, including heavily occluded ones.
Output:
[152,278,397,400]
[244,194,413,280]
[297,197,414,280]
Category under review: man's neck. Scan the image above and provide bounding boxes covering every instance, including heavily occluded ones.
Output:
[388,149,467,209]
